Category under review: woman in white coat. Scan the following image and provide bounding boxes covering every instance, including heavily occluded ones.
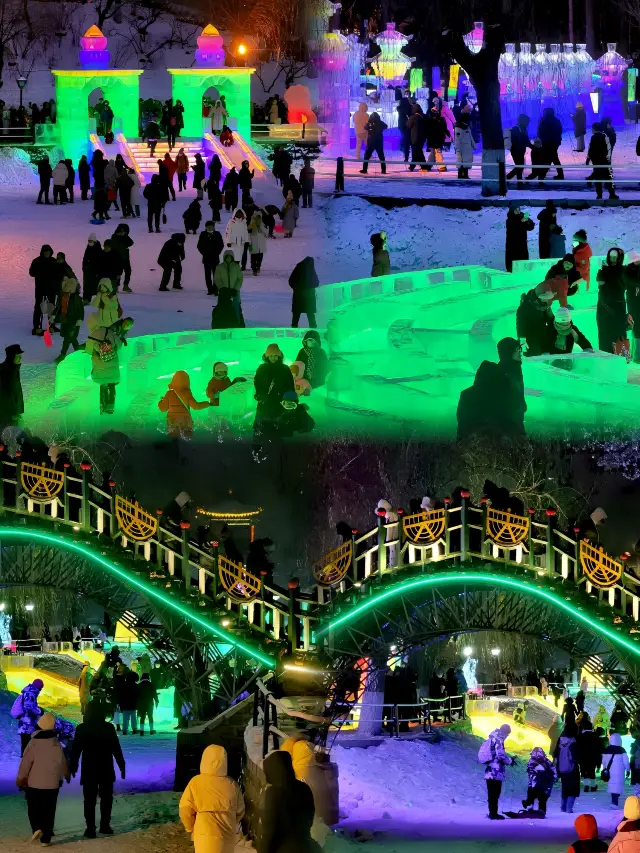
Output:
[454,106,475,180]
[602,732,630,808]
[224,209,249,264]
[129,170,141,217]
[209,100,228,135]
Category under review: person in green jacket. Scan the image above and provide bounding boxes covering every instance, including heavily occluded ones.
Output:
[213,251,243,322]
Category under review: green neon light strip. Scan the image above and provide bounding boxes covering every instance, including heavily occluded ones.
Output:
[0,527,274,668]
[317,573,640,659]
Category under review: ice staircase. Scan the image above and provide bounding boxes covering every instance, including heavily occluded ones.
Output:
[124,137,209,176]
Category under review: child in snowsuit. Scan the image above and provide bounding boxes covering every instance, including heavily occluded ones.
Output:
[54,277,85,361]
[263,390,315,438]
[183,200,202,235]
[295,330,329,388]
[158,370,210,438]
[567,814,608,853]
[13,678,44,755]
[522,746,556,816]
[290,361,311,396]
[178,744,244,853]
[573,230,593,290]
[513,701,528,726]
[205,362,246,407]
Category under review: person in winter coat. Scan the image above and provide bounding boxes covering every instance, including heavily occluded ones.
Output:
[52,160,68,204]
[64,159,76,203]
[353,103,370,159]
[254,344,295,434]
[144,174,164,233]
[163,152,177,200]
[593,705,611,733]
[54,277,85,361]
[360,112,387,174]
[224,208,249,262]
[176,148,189,191]
[158,233,185,291]
[198,221,224,295]
[522,746,556,816]
[82,234,103,302]
[567,814,608,853]
[248,211,268,275]
[549,224,566,258]
[258,750,320,853]
[136,673,159,735]
[206,362,247,407]
[505,204,535,272]
[572,230,593,289]
[483,725,514,820]
[588,123,618,200]
[85,315,133,414]
[441,102,456,149]
[37,155,53,204]
[290,361,311,396]
[69,702,125,838]
[78,155,91,200]
[371,232,391,276]
[280,732,315,781]
[158,370,210,438]
[396,94,412,162]
[630,736,640,797]
[272,146,292,186]
[29,244,57,335]
[213,251,243,322]
[193,152,205,200]
[548,715,564,756]
[536,199,557,259]
[507,114,532,185]
[116,169,134,217]
[179,744,244,853]
[457,337,526,440]
[209,99,228,134]
[207,178,223,223]
[238,161,254,204]
[425,108,450,172]
[91,150,106,189]
[548,306,593,355]
[16,712,70,845]
[299,158,315,208]
[608,796,640,853]
[579,720,603,792]
[13,679,44,755]
[296,330,329,388]
[611,703,630,735]
[625,251,640,362]
[183,200,202,235]
[91,278,121,328]
[597,248,630,356]
[289,256,319,328]
[563,696,577,727]
[537,107,564,180]
[454,107,475,178]
[407,104,427,170]
[602,117,617,156]
[208,154,223,189]
[602,732,630,807]
[211,288,245,330]
[554,723,581,813]
[110,224,133,293]
[280,191,299,237]
[222,168,240,212]
[572,102,587,152]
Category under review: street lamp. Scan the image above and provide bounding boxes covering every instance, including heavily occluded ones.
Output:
[16,76,27,110]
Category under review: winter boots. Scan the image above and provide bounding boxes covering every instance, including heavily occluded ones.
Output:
[457,167,470,179]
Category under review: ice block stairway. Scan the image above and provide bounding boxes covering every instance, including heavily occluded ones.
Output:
[124,137,209,177]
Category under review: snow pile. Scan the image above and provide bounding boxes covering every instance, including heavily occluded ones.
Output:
[322,195,640,280]
[333,733,527,819]
[0,148,38,187]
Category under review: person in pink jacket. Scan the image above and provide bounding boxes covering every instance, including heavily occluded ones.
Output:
[608,796,640,853]
[441,102,456,150]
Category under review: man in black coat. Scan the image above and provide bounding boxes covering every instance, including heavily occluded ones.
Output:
[396,94,412,162]
[136,673,159,735]
[70,703,125,838]
[507,114,532,185]
[158,233,185,291]
[143,174,163,233]
[197,221,224,295]
[100,241,124,293]
[29,244,57,335]
[253,344,295,435]
[425,108,450,172]
[587,123,618,200]
[537,107,564,180]
[505,204,535,272]
[259,751,318,853]
[37,156,53,204]
[0,344,24,427]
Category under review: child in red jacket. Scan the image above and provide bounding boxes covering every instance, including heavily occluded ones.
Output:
[573,229,593,290]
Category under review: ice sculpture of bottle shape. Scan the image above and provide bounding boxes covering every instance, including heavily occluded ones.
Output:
[533,44,549,94]
[498,43,517,96]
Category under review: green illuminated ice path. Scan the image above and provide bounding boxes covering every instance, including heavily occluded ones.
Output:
[0,526,275,668]
[316,571,640,663]
[42,256,640,439]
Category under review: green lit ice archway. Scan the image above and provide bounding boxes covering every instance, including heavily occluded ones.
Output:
[0,526,274,669]
[317,571,640,681]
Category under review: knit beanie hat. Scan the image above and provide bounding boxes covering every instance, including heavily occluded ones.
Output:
[573,229,587,243]
[554,307,572,331]
[38,712,56,731]
[88,232,98,242]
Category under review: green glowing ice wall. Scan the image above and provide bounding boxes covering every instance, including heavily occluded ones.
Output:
[168,69,253,139]
[52,70,143,163]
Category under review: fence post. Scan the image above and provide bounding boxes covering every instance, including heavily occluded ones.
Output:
[498,158,507,196]
[528,508,536,567]
[376,509,387,577]
[351,528,359,583]
[335,157,344,192]
[60,462,70,522]
[444,497,451,555]
[259,570,267,631]
[109,482,118,539]
[545,508,557,575]
[180,521,191,591]
[462,692,467,720]
[396,508,405,571]
[80,462,91,530]
[394,705,399,738]
[210,541,219,599]
[155,510,164,569]
[460,490,470,562]
[573,526,581,582]
[480,496,488,556]
[271,700,279,751]
[447,695,452,723]
[287,578,299,651]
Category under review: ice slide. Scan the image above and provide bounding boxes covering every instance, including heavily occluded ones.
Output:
[205,131,267,176]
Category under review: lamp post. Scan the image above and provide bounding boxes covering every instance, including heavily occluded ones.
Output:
[16,76,27,111]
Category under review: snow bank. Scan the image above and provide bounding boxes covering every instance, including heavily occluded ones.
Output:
[0,148,38,187]
[322,195,640,280]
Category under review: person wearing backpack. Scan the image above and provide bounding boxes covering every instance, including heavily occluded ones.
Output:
[567,813,608,853]
[579,717,603,792]
[602,732,630,808]
[12,679,45,755]
[522,746,556,816]
[554,723,581,813]
[479,724,514,819]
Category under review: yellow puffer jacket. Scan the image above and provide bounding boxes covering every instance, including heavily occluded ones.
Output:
[179,745,245,853]
[280,735,315,781]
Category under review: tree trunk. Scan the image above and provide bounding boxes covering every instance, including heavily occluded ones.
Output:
[358,655,387,736]
[585,0,595,54]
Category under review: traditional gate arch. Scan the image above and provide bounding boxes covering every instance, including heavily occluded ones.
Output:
[317,570,640,684]
[168,68,253,139]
